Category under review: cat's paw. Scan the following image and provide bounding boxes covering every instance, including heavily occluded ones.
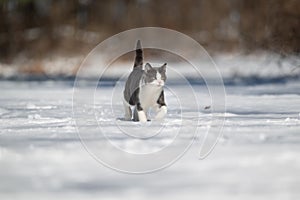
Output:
[137,110,147,123]
[155,106,167,120]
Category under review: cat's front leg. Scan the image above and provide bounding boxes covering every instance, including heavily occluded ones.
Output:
[133,103,147,123]
[155,90,167,120]
[155,105,167,120]
[137,110,147,123]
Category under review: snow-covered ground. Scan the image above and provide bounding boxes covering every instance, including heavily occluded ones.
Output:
[1,72,300,199]
[0,76,300,199]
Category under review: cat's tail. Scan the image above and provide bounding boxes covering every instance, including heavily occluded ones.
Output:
[133,40,143,69]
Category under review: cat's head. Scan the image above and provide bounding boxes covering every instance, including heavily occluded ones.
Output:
[144,63,167,86]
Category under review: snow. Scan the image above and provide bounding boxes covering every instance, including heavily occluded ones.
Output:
[0,53,300,199]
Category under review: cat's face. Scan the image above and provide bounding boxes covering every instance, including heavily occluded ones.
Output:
[144,63,167,86]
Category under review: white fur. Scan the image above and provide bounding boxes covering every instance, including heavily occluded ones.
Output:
[139,84,163,110]
[123,84,165,121]
[148,71,164,87]
[139,83,167,121]
[137,110,147,123]
[156,71,164,86]
[156,71,161,80]
[155,105,167,120]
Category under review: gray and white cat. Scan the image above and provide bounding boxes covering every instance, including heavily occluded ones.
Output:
[123,40,167,122]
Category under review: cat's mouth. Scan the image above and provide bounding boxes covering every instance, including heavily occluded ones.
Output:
[151,80,164,87]
[150,82,164,87]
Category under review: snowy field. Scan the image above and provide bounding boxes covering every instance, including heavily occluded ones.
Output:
[0,54,300,199]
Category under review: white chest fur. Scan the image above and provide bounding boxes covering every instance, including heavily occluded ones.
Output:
[139,84,162,109]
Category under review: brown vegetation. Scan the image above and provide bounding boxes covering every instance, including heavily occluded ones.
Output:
[0,0,299,63]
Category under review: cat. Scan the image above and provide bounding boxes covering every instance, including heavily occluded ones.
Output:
[123,40,167,122]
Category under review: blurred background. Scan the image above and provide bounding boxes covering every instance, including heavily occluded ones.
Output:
[0,0,299,78]
[1,1,300,200]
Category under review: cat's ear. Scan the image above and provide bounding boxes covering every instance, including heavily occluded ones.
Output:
[160,63,167,73]
[144,63,153,72]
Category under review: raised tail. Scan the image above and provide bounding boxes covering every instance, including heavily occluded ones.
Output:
[133,40,143,68]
